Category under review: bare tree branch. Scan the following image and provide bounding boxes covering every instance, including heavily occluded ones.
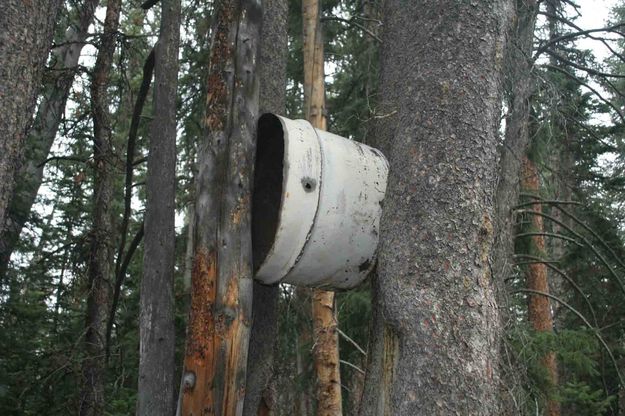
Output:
[513,288,623,388]
[321,16,381,42]
[535,22,625,57]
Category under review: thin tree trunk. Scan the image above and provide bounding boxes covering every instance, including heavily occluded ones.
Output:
[106,49,156,359]
[302,1,343,414]
[0,0,63,275]
[359,0,512,414]
[243,0,288,410]
[491,1,539,412]
[183,202,196,292]
[178,0,262,414]
[545,0,572,321]
[138,0,181,414]
[80,0,122,414]
[493,0,539,295]
[294,286,314,416]
[521,157,559,416]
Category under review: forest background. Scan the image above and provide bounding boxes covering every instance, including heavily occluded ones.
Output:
[3,0,625,415]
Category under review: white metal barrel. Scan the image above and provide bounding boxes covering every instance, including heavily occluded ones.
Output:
[252,113,389,289]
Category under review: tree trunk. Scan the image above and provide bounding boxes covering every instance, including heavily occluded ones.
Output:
[80,0,122,414]
[138,0,181,414]
[493,0,538,296]
[295,287,314,416]
[184,202,196,292]
[178,0,261,414]
[359,0,512,414]
[0,0,63,274]
[106,49,156,359]
[491,1,539,411]
[302,1,343,414]
[520,157,560,416]
[243,0,288,411]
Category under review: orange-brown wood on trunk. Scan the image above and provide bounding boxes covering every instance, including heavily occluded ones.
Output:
[179,0,261,413]
[521,156,560,416]
[302,0,343,414]
[181,249,217,415]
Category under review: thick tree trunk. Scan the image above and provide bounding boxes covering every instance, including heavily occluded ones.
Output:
[302,1,343,414]
[359,1,512,414]
[80,1,122,414]
[520,157,559,416]
[0,0,63,273]
[178,0,261,414]
[138,0,181,414]
[243,0,288,412]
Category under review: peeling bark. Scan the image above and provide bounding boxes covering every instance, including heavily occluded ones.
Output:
[360,0,512,414]
[179,0,262,414]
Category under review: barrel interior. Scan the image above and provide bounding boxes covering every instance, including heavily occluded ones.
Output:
[252,113,285,272]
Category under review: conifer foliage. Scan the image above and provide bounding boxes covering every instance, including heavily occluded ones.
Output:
[2,0,625,415]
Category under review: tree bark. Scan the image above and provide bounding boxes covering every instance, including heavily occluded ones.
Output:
[359,0,512,414]
[302,1,343,414]
[80,0,122,414]
[106,49,156,359]
[520,157,560,416]
[493,0,538,296]
[491,1,539,411]
[178,0,262,414]
[242,0,288,411]
[0,0,63,274]
[138,0,181,414]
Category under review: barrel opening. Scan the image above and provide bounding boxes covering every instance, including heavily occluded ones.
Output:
[252,114,285,272]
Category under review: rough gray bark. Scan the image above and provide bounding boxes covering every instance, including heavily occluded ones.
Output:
[492,2,539,413]
[246,0,289,382]
[359,1,512,414]
[138,0,181,414]
[0,0,63,268]
[80,0,122,414]
[494,0,539,296]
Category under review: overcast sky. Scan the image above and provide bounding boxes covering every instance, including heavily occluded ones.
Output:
[577,0,620,59]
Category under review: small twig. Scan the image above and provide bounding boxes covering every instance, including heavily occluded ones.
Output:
[514,198,581,209]
[534,22,625,57]
[514,232,583,246]
[513,288,624,388]
[340,359,365,375]
[321,16,381,42]
[517,209,625,296]
[514,254,598,326]
[337,327,367,356]
[372,110,397,119]
[132,156,148,166]
[36,155,89,168]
